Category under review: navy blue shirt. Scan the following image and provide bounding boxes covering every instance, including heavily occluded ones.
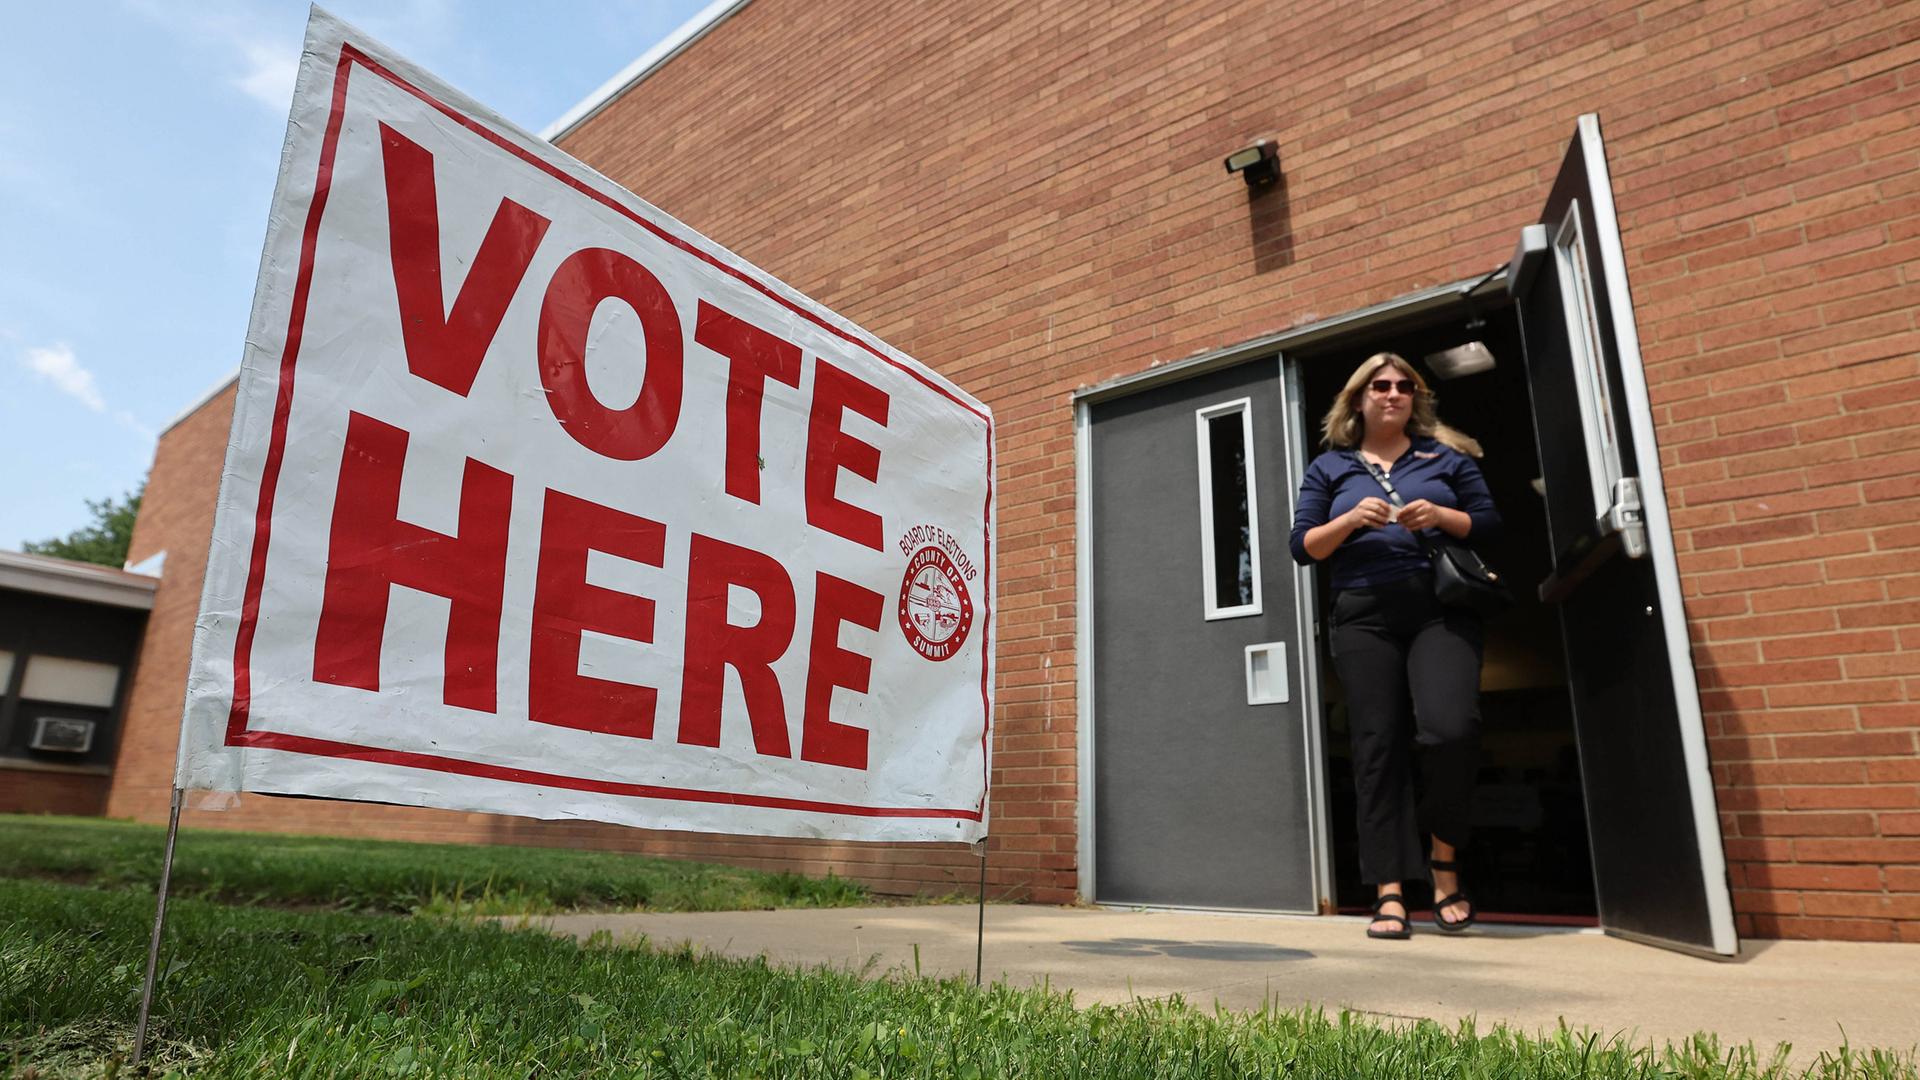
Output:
[1289,436,1501,590]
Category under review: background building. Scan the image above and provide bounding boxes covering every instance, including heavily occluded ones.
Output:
[59,0,1920,947]
[0,551,155,816]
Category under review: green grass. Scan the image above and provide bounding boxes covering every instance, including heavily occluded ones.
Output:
[3,878,1914,1079]
[0,814,869,916]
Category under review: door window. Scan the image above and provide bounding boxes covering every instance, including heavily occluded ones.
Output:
[1196,398,1262,619]
[1554,201,1626,520]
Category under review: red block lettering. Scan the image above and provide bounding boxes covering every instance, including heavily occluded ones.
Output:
[313,411,513,712]
[537,247,684,460]
[379,122,550,397]
[805,361,889,551]
[529,489,666,739]
[678,534,796,756]
[800,572,883,770]
[693,300,801,505]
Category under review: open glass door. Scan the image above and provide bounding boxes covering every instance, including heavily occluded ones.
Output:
[1508,115,1738,957]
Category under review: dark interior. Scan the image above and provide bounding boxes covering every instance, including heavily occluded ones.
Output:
[1293,298,1599,924]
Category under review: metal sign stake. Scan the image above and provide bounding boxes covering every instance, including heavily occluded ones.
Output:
[974,838,987,986]
[132,786,185,1067]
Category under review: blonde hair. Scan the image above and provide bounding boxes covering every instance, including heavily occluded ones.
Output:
[1320,352,1484,458]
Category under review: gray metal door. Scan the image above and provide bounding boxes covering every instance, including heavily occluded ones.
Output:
[1510,115,1737,956]
[1087,358,1316,911]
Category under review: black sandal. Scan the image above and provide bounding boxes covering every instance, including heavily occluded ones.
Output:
[1367,892,1413,940]
[1429,858,1476,933]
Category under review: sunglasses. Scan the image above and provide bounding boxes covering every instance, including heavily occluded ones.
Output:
[1368,378,1417,395]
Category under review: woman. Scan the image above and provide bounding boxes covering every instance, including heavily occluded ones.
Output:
[1289,352,1500,940]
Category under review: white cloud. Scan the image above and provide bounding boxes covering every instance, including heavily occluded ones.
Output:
[116,409,157,440]
[121,0,301,113]
[234,38,300,110]
[22,343,105,412]
[123,0,469,116]
[17,343,154,440]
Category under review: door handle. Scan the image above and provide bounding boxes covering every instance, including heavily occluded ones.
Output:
[1537,476,1649,603]
[1597,477,1647,559]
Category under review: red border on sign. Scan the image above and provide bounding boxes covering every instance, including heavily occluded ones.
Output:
[223,42,992,824]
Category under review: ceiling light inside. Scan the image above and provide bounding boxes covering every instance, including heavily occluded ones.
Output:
[1424,341,1495,380]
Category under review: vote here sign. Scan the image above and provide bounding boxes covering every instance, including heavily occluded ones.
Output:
[175,9,993,843]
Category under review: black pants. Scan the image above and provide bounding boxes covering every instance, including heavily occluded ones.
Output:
[1329,573,1483,885]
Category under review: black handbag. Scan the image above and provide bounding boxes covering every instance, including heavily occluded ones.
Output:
[1354,454,1512,617]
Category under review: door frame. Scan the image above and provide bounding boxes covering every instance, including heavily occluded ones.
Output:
[1073,271,1509,909]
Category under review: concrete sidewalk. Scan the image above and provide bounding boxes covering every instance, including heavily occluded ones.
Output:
[525,904,1920,1059]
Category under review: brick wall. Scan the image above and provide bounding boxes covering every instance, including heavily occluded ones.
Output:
[107,385,234,823]
[1,769,108,816]
[106,0,1919,934]
[1611,4,1920,941]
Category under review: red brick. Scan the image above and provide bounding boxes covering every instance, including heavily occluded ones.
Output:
[1725,708,1863,737]
[1692,515,1814,550]
[1867,759,1920,783]
[1739,811,1879,837]
[1769,679,1908,709]
[1760,227,1885,274]
[1843,652,1920,678]
[1781,785,1920,810]
[1837,601,1920,630]
[1793,838,1920,863]
[1827,551,1920,582]
[1701,658,1841,688]
[1700,687,1768,714]
[1727,485,1861,521]
[0,769,111,816]
[1747,915,1900,942]
[1730,888,1803,915]
[1747,579,1886,614]
[1705,610,1836,641]
[1868,522,1920,551]
[1761,630,1898,661]
[1815,499,1920,532]
[1723,837,1796,863]
[1799,892,1920,920]
[1718,759,1866,786]
[1742,863,1884,891]
[1691,562,1825,596]
[1858,704,1920,729]
[1774,731,1917,759]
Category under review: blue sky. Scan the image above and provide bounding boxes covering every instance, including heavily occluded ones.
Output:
[1,1,714,552]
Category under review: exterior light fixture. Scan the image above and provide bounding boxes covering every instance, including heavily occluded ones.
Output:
[1224,140,1279,187]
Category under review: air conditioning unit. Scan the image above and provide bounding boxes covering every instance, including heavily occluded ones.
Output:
[30,716,96,754]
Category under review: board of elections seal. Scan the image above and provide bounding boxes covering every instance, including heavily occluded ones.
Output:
[898,544,974,662]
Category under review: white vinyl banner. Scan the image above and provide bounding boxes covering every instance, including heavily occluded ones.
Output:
[176,9,993,843]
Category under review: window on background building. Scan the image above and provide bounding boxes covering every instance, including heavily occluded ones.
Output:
[20,656,120,707]
[5,654,125,765]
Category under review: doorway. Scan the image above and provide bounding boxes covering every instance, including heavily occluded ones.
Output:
[1075,115,1736,956]
[1290,302,1598,925]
